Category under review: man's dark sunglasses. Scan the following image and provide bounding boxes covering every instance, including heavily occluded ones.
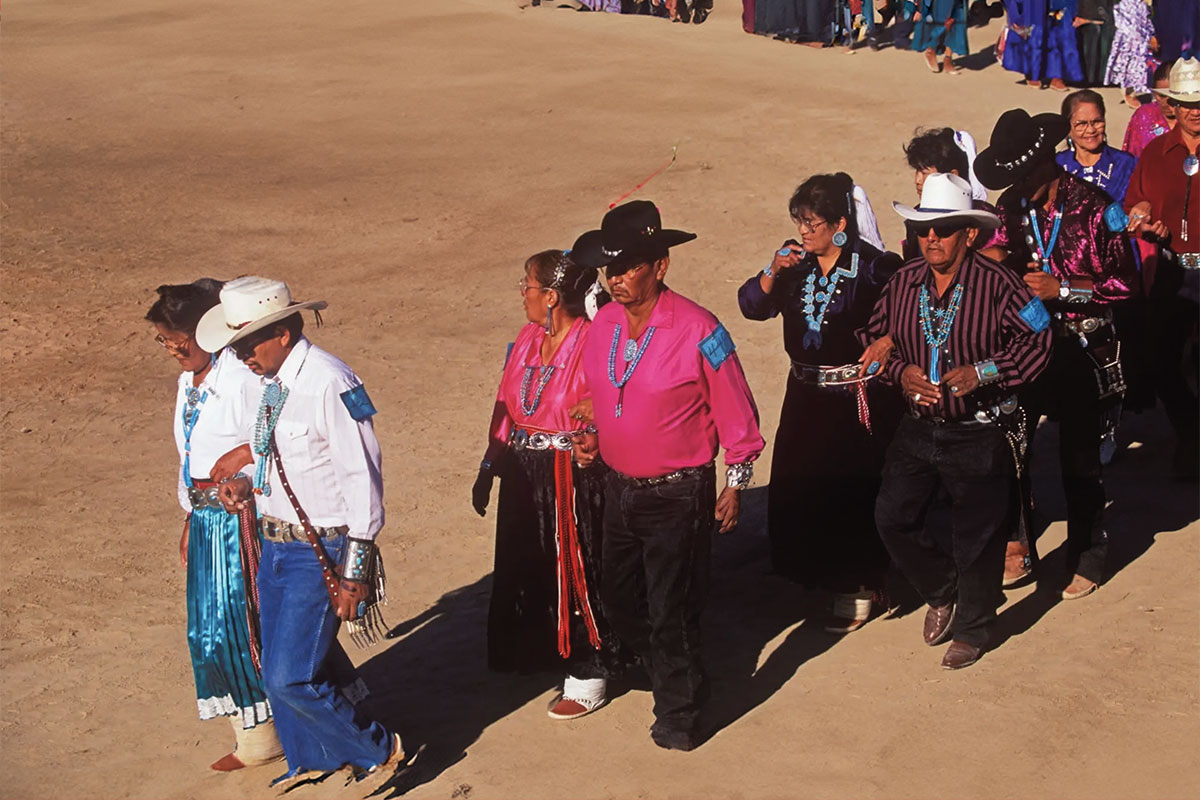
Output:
[231,327,278,359]
[907,222,968,238]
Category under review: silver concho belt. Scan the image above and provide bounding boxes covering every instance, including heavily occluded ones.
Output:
[187,484,223,510]
[790,361,868,387]
[510,428,576,452]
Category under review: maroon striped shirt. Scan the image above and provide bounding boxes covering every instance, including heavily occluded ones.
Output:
[859,252,1053,421]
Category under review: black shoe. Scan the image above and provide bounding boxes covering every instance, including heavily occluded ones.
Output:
[650,724,696,752]
[692,6,708,23]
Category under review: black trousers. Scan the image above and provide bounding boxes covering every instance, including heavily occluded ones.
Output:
[875,416,1012,648]
[1021,333,1111,583]
[602,466,715,737]
[1149,264,1200,467]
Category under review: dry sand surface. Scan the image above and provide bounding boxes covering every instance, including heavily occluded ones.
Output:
[3,0,1199,798]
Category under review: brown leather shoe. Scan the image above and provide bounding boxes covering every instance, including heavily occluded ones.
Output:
[1062,574,1098,600]
[923,603,955,646]
[941,640,982,670]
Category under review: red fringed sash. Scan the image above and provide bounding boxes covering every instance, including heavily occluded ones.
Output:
[855,381,873,435]
[237,498,264,675]
[552,448,603,658]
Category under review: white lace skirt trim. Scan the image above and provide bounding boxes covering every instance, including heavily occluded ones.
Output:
[197,694,273,729]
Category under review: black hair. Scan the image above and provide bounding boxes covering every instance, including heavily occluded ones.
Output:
[788,172,858,242]
[1154,60,1175,85]
[277,312,305,343]
[528,249,609,318]
[1062,89,1105,120]
[144,278,224,334]
[904,127,970,177]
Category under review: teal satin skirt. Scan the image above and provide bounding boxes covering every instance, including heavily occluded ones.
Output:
[186,504,271,728]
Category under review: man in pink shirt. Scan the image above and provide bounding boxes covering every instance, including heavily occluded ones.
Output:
[571,201,764,751]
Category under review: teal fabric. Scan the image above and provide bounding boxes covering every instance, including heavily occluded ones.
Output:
[186,504,271,728]
[911,0,969,56]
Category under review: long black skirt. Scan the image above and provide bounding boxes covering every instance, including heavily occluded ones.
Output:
[754,0,836,42]
[488,447,621,679]
[767,374,900,592]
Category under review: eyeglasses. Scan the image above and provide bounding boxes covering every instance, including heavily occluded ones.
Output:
[231,328,278,360]
[793,217,828,233]
[1071,118,1106,132]
[604,261,649,281]
[908,223,968,238]
[518,277,550,295]
[154,333,190,353]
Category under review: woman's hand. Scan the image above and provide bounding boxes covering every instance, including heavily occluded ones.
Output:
[768,243,805,275]
[568,398,594,425]
[209,443,253,483]
[900,364,940,407]
[714,487,741,534]
[858,335,894,377]
[180,514,191,568]
[572,431,599,469]
[472,467,494,517]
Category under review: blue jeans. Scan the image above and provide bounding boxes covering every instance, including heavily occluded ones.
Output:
[258,536,391,774]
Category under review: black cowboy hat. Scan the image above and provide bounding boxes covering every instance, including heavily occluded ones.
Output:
[570,200,697,270]
[973,109,1069,191]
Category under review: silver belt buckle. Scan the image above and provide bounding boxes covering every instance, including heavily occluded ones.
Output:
[528,432,550,450]
[187,486,204,508]
[1080,317,1100,334]
[203,486,221,508]
[511,429,529,450]
[551,433,573,450]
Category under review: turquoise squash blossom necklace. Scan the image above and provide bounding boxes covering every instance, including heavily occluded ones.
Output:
[801,252,859,350]
[607,323,656,418]
[252,379,289,495]
[918,283,964,385]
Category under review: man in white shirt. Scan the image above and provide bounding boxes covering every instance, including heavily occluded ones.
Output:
[198,276,403,788]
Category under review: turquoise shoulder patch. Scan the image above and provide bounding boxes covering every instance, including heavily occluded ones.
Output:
[698,323,736,371]
[1019,297,1051,333]
[340,384,377,421]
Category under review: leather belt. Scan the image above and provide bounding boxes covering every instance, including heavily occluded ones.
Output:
[1053,313,1111,338]
[187,479,223,510]
[911,413,991,427]
[790,361,866,386]
[612,462,713,487]
[1176,252,1200,269]
[260,514,348,544]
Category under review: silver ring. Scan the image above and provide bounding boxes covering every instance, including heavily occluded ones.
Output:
[913,392,921,402]
[950,385,959,393]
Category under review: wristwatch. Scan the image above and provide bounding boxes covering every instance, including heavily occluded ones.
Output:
[1058,280,1071,300]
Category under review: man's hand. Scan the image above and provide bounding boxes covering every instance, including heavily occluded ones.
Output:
[218,475,253,514]
[858,334,894,377]
[715,487,741,534]
[209,443,253,483]
[941,364,981,399]
[572,431,599,469]
[1023,270,1060,300]
[472,467,494,517]
[568,398,594,424]
[180,514,191,568]
[900,364,940,406]
[332,579,369,621]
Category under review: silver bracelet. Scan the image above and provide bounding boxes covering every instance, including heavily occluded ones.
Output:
[480,458,493,473]
[342,538,375,583]
[975,360,1002,386]
[726,462,753,490]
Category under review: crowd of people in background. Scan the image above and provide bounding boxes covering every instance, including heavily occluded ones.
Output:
[742,0,1198,89]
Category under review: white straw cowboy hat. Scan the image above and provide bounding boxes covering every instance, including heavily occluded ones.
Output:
[892,173,1001,229]
[195,276,327,353]
[1154,57,1200,103]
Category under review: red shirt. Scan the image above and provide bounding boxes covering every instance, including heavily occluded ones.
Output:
[1126,125,1200,255]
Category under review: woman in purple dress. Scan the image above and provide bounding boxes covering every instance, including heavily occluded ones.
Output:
[1105,0,1155,106]
[1002,0,1084,91]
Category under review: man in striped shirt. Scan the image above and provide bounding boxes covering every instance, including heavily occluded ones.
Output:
[860,174,1052,670]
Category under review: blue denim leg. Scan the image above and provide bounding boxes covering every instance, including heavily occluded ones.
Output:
[257,536,391,774]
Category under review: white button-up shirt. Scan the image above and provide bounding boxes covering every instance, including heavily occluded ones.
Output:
[172,348,259,512]
[250,337,385,541]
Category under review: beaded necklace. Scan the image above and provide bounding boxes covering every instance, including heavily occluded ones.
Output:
[519,365,556,416]
[800,252,859,350]
[607,323,656,418]
[181,385,209,489]
[252,379,289,496]
[1024,197,1064,273]
[918,283,964,385]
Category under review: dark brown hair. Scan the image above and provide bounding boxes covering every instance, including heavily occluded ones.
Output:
[144,278,223,334]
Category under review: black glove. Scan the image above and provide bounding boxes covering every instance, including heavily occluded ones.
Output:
[472,467,495,517]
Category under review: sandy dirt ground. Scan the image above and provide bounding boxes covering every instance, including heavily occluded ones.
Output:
[3,1,1199,798]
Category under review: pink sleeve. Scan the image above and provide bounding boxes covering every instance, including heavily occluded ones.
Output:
[702,349,764,466]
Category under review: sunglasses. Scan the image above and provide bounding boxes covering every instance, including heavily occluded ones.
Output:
[908,222,968,238]
[1169,99,1200,110]
[604,261,649,281]
[231,327,279,360]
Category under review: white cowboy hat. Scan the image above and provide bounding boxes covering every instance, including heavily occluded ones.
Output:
[195,276,327,353]
[892,173,1000,229]
[1153,57,1200,103]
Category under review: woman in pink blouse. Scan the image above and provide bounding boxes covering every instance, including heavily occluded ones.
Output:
[472,250,622,721]
[1123,61,1176,158]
